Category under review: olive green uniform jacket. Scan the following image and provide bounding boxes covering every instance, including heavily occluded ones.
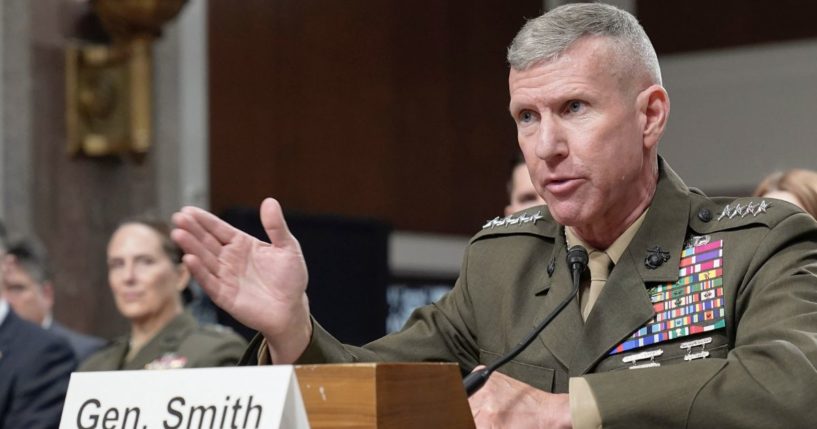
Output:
[249,159,817,428]
[80,312,247,371]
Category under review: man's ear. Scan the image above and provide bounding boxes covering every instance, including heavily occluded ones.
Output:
[42,281,55,308]
[637,84,670,151]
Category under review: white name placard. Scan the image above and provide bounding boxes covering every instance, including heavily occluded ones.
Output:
[59,366,309,429]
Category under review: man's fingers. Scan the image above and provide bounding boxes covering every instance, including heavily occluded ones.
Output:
[182,254,228,304]
[260,198,298,248]
[171,228,221,275]
[172,212,226,257]
[179,206,239,245]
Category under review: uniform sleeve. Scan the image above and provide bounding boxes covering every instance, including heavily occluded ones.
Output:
[6,336,77,429]
[585,212,817,428]
[569,377,602,429]
[295,250,481,373]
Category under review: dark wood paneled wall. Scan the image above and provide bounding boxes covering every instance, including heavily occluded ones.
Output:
[209,0,543,235]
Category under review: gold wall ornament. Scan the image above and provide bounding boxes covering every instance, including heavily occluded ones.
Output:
[66,0,188,158]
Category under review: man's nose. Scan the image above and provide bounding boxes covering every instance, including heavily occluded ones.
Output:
[534,116,568,162]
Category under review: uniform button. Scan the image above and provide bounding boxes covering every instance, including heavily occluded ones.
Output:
[698,208,712,222]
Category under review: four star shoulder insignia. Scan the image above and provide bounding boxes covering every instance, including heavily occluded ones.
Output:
[482,210,544,229]
[716,199,770,221]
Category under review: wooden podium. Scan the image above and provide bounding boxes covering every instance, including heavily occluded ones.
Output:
[294,363,475,429]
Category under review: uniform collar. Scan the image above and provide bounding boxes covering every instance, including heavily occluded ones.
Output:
[565,209,648,265]
[625,157,690,283]
[536,157,688,294]
[124,312,197,370]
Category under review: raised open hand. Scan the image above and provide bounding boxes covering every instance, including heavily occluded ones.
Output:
[171,198,312,363]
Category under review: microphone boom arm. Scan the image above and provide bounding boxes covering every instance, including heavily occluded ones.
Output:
[463,245,588,396]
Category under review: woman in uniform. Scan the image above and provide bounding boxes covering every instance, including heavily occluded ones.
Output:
[81,218,247,371]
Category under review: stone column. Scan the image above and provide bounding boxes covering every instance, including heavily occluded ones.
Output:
[0,0,208,339]
[0,0,34,238]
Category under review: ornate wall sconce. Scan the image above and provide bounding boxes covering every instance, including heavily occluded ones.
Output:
[67,0,188,157]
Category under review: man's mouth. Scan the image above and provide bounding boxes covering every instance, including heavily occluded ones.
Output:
[544,177,583,195]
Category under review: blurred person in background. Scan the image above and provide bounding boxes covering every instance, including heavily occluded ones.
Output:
[2,237,105,363]
[754,169,817,218]
[80,217,246,371]
[505,150,545,215]
[0,221,76,429]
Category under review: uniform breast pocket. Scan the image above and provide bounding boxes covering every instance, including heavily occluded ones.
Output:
[479,349,555,392]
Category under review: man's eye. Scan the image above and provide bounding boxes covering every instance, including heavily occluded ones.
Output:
[566,100,583,113]
[136,256,155,266]
[519,110,535,123]
[5,284,25,293]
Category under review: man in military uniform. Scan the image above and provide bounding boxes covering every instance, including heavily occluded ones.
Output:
[171,3,817,428]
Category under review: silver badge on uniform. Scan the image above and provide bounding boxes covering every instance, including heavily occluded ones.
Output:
[482,210,544,229]
[623,349,663,369]
[686,235,711,247]
[681,337,712,361]
[717,200,771,221]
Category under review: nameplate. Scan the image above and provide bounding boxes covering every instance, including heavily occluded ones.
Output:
[59,366,310,429]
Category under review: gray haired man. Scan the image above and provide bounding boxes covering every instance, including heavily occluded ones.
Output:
[173,4,817,427]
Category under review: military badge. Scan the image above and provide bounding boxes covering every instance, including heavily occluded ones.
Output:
[482,210,544,229]
[716,200,770,221]
[644,246,670,269]
[144,352,188,370]
[610,239,726,355]
[685,235,711,247]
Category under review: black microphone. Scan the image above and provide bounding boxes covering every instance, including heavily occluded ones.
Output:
[463,245,588,396]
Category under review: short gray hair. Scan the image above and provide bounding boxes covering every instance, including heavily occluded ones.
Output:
[507,3,661,85]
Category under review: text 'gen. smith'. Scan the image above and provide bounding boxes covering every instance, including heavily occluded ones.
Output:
[75,395,263,429]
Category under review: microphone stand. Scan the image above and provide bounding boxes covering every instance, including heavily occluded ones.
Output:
[463,245,588,396]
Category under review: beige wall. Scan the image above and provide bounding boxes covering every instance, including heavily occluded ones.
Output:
[660,39,817,194]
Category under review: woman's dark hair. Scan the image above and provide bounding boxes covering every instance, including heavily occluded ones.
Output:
[114,216,184,264]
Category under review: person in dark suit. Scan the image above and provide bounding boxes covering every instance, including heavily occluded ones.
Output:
[0,223,77,429]
[2,238,105,363]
